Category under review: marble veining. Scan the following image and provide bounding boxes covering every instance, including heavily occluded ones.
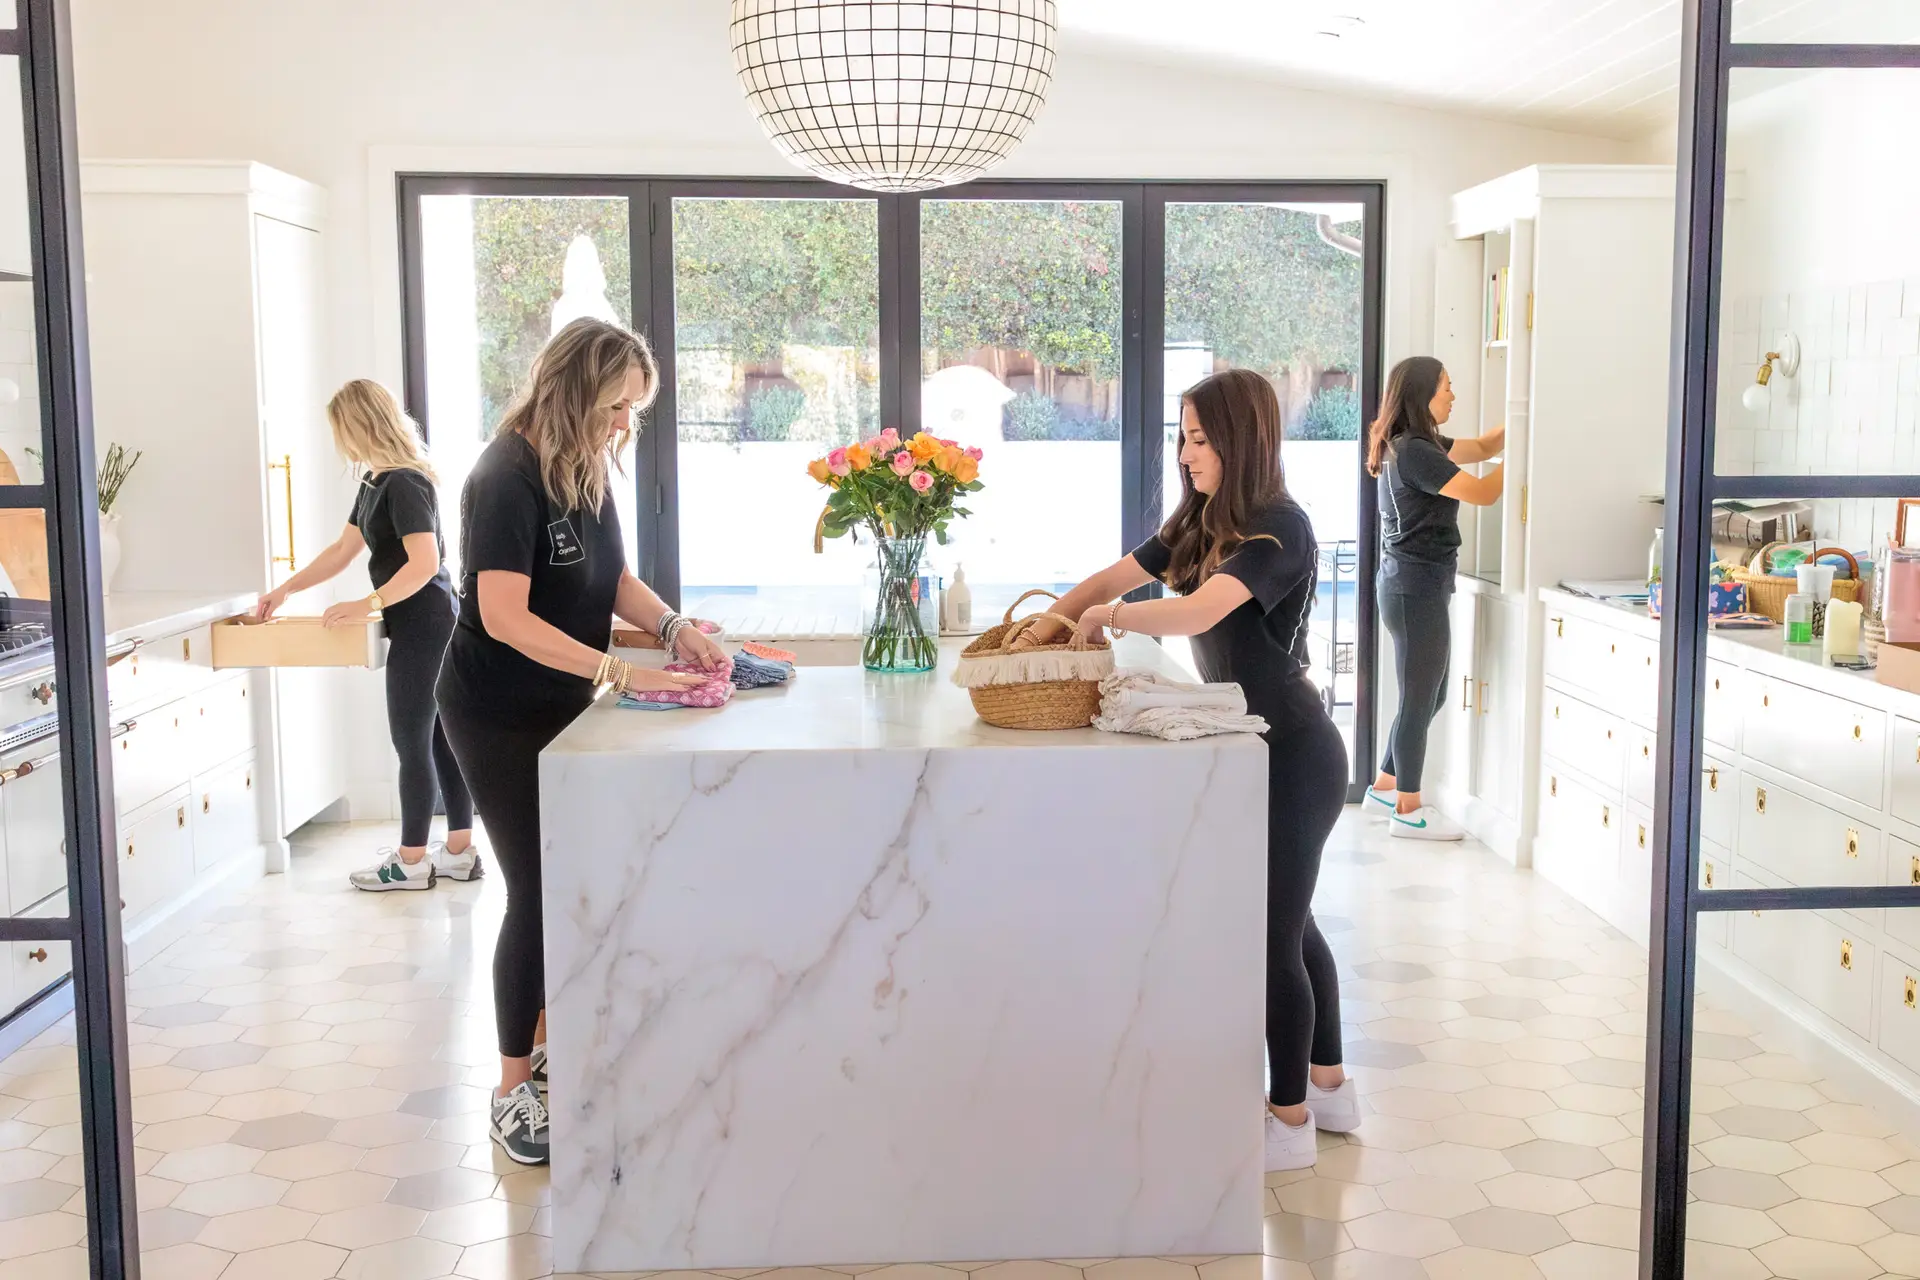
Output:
[541,644,1269,1272]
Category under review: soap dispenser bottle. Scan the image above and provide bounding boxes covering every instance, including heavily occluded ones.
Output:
[945,563,972,633]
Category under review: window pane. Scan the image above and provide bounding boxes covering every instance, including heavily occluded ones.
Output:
[919,198,1123,623]
[1715,68,1920,553]
[418,194,635,568]
[1163,201,1365,760]
[1733,0,1920,42]
[672,197,880,629]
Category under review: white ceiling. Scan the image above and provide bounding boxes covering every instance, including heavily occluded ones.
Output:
[1058,0,1920,140]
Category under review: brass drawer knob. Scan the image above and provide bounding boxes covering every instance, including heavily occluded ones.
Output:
[245,772,252,789]
[1841,940,1854,971]
[1643,744,1650,759]
[1755,787,1767,814]
[1910,855,1919,886]
[27,949,46,963]
[1554,705,1560,719]
[1705,861,1715,888]
[1637,824,1646,849]
[1706,767,1720,791]
[176,807,185,829]
[1554,617,1564,638]
[1847,828,1860,858]
[1854,723,1864,741]
[1764,693,1771,708]
[126,842,134,858]
[202,795,211,814]
[1550,776,1558,797]
[1610,642,1617,654]
[1602,805,1612,829]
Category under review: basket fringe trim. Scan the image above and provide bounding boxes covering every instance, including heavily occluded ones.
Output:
[951,647,1116,689]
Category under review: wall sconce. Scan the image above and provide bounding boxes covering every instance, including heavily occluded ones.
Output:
[1742,334,1801,413]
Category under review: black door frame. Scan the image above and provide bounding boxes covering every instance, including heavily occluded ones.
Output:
[396,174,1386,797]
[1645,11,1920,1278]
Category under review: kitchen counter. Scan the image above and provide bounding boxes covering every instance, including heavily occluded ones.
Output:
[103,590,255,649]
[540,635,1268,1272]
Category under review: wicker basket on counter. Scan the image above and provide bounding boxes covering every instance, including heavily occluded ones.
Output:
[1731,543,1860,621]
[952,589,1114,730]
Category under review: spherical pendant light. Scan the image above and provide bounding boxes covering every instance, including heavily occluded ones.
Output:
[730,1,1058,193]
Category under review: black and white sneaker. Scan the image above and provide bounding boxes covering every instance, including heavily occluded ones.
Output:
[529,1043,548,1100]
[489,1081,549,1165]
[430,840,485,881]
[348,849,435,892]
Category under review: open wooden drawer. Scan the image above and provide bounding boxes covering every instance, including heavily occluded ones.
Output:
[210,616,387,669]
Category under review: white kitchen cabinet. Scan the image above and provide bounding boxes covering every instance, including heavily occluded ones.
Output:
[8,894,69,1012]
[118,790,194,922]
[81,162,351,862]
[1427,591,1478,798]
[1739,775,1882,931]
[1471,592,1524,821]
[113,705,188,818]
[1878,943,1920,1077]
[0,740,59,916]
[192,753,258,876]
[1535,763,1619,915]
[1889,716,1920,827]
[186,676,253,778]
[1541,686,1626,796]
[1745,675,1885,809]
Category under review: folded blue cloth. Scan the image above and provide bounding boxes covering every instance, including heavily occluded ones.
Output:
[730,651,795,690]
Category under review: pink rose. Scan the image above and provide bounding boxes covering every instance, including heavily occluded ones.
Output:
[939,438,957,448]
[965,446,984,462]
[827,447,851,477]
[909,470,934,493]
[891,450,916,477]
[878,428,900,449]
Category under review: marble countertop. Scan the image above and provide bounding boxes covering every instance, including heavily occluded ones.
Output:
[103,590,256,649]
[548,633,1262,757]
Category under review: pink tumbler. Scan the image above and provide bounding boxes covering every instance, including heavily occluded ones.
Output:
[1883,547,1920,643]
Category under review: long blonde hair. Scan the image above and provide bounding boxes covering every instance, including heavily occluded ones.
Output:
[496,318,659,512]
[326,379,436,482]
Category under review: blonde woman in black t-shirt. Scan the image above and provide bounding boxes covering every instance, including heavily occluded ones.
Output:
[255,379,478,891]
[436,318,724,1167]
[1364,356,1505,839]
[1019,369,1351,1173]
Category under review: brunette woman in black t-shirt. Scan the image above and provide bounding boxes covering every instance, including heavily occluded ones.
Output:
[1018,369,1351,1174]
[256,380,478,892]
[436,318,724,1167]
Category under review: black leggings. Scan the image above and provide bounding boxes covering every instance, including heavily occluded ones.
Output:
[384,595,474,848]
[1267,709,1350,1108]
[436,692,587,1059]
[1378,588,1451,793]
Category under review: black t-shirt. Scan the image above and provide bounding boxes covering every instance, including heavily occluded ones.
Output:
[349,469,452,608]
[439,432,623,719]
[1131,498,1328,732]
[1379,432,1460,594]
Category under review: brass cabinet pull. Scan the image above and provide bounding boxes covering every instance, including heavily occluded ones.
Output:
[1553,617,1564,638]
[1606,728,1613,741]
[202,795,211,815]
[1755,787,1767,814]
[175,807,185,829]
[1713,676,1721,692]
[126,842,134,858]
[1841,940,1854,971]
[1602,805,1612,829]
[1763,693,1771,708]
[1646,655,1653,668]
[1550,776,1558,797]
[1910,855,1919,886]
[183,637,191,661]
[268,453,296,569]
[1554,704,1561,719]
[1705,766,1719,791]
[1705,861,1715,888]
[1637,824,1646,849]
[1907,976,1916,1009]
[27,949,46,963]
[1854,723,1864,741]
[1462,677,1473,710]
[245,771,252,790]
[1610,642,1617,655]
[1846,828,1860,858]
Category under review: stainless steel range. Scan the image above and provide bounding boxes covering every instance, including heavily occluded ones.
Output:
[0,598,136,762]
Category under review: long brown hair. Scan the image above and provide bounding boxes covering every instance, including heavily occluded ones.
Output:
[1159,369,1288,595]
[1365,356,1447,477]
[496,318,659,511]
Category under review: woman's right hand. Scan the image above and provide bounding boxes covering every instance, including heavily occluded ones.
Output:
[621,667,708,695]
[1008,613,1074,652]
[254,586,289,621]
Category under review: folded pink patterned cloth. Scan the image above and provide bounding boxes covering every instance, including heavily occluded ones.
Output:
[619,658,735,710]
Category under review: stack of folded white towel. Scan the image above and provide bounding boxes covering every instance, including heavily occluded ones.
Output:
[1092,670,1269,741]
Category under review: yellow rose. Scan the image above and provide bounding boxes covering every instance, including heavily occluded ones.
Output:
[933,446,962,474]
[953,456,979,484]
[909,433,941,462]
[807,459,833,485]
[845,443,873,471]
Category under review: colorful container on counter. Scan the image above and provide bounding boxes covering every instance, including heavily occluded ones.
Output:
[1881,545,1920,644]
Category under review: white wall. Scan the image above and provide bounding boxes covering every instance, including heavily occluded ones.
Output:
[65,0,1631,818]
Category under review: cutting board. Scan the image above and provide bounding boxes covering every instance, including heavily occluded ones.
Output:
[0,449,49,599]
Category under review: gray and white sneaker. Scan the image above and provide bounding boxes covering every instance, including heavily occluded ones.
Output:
[529,1043,548,1100]
[490,1081,549,1165]
[431,841,485,882]
[348,849,435,892]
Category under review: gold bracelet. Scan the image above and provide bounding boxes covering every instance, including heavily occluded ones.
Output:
[1108,604,1129,639]
[593,652,614,687]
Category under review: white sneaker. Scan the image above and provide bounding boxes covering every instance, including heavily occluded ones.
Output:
[431,841,485,882]
[1307,1078,1361,1133]
[1266,1110,1318,1172]
[1389,806,1464,841]
[489,1080,549,1166]
[1363,787,1396,816]
[348,849,435,892]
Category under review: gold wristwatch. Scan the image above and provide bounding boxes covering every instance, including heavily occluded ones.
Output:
[366,590,385,614]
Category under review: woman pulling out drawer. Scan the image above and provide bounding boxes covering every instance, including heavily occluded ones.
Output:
[255,379,480,891]
[1364,356,1506,840]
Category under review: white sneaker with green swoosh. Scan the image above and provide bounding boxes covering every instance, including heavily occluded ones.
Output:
[1389,806,1464,841]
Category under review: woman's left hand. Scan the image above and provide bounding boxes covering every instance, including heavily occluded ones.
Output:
[322,596,378,629]
[673,621,726,671]
[1075,607,1110,645]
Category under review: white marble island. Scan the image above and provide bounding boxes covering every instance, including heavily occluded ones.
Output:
[540,636,1269,1274]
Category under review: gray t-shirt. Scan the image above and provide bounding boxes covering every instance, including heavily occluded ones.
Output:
[1379,433,1460,595]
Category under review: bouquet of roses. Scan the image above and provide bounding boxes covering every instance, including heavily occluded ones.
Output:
[808,428,983,544]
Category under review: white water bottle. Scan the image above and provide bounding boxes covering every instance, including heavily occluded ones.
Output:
[945,563,972,632]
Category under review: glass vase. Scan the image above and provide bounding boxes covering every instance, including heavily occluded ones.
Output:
[862,535,939,673]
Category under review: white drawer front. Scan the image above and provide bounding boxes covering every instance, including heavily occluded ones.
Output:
[1878,945,1920,1078]
[1701,839,1732,949]
[2,748,62,915]
[1624,731,1734,847]
[1543,688,1627,792]
[191,753,258,875]
[1536,763,1623,910]
[1622,633,1661,726]
[1617,802,1654,945]
[119,790,193,923]
[1745,675,1885,808]
[1704,660,1742,752]
[1892,716,1920,828]
[1886,835,1920,954]
[1739,778,1882,932]
[186,676,254,778]
[9,894,69,1009]
[1543,611,1623,698]
[113,708,189,818]
[1730,868,1875,1040]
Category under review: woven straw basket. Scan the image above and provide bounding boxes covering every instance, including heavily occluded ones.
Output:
[1732,543,1860,621]
[953,590,1115,731]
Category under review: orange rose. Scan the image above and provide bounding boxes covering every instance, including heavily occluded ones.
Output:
[845,443,873,471]
[909,432,941,462]
[953,456,979,484]
[807,459,833,485]
[933,446,963,474]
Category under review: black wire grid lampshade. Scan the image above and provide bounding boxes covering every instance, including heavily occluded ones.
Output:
[730,1,1058,193]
